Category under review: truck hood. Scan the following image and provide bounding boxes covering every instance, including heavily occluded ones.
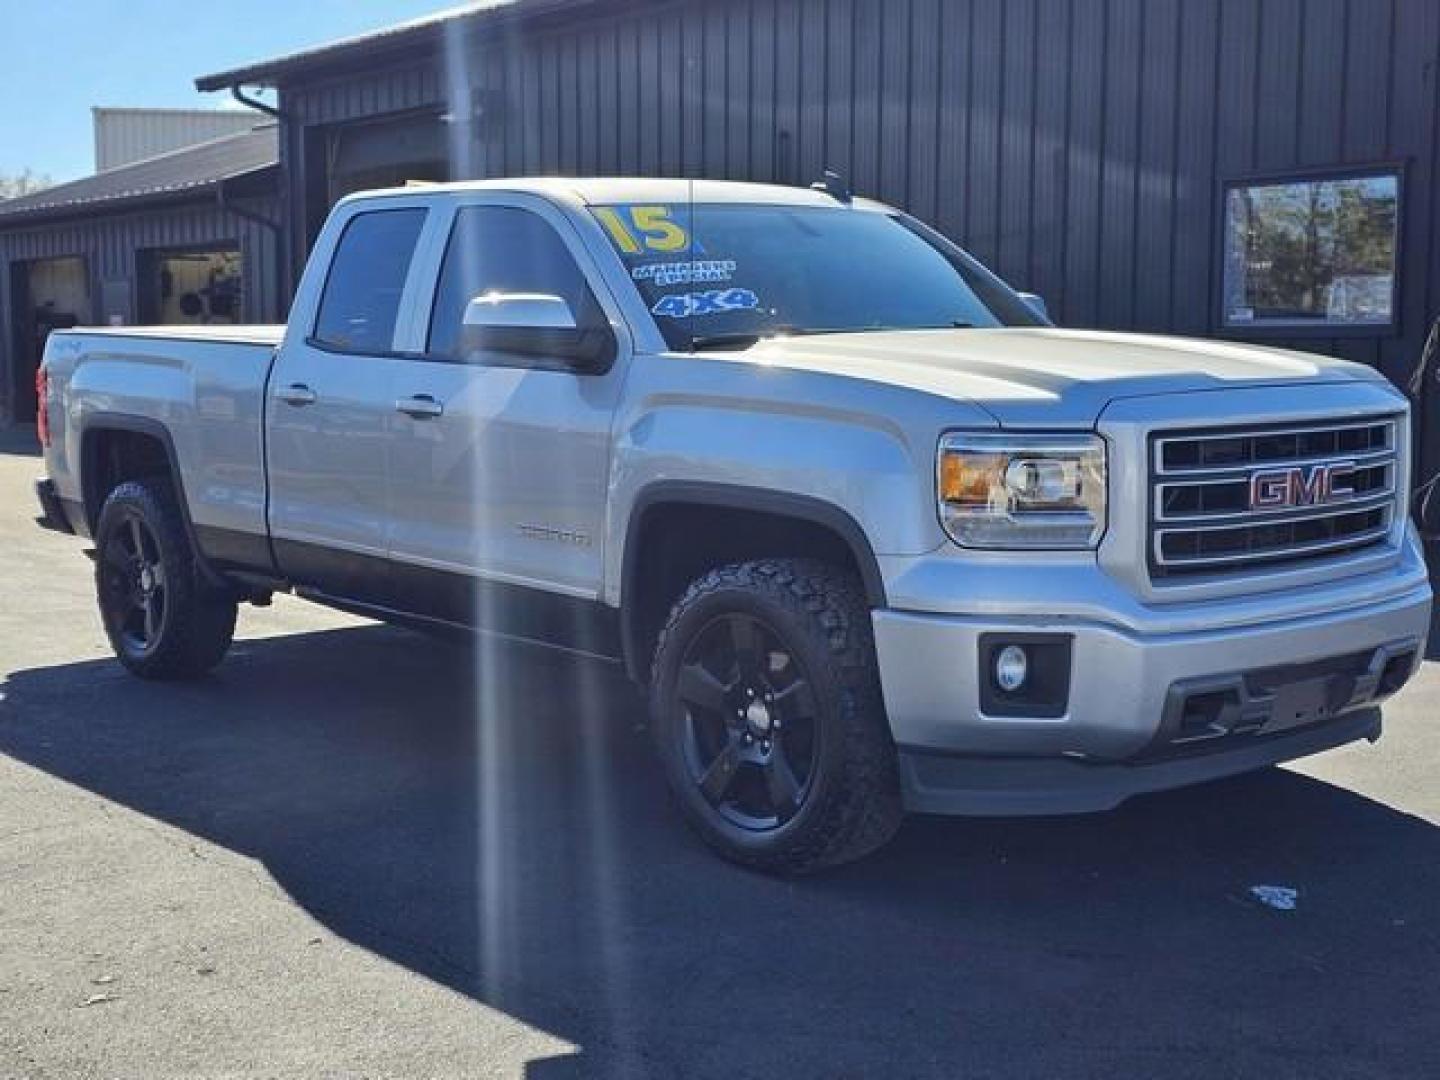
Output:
[738,328,1384,426]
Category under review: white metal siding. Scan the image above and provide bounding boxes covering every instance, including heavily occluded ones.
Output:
[94,109,262,172]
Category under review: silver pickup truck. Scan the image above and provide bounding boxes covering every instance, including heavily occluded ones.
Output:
[34,178,1433,871]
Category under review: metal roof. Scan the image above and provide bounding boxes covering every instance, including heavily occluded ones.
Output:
[0,125,278,224]
[195,0,600,91]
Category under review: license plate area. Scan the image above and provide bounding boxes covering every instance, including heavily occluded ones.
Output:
[1257,676,1334,736]
[1150,640,1418,759]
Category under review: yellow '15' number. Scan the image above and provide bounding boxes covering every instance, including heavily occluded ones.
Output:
[595,205,690,254]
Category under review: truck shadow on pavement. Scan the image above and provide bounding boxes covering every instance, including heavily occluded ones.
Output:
[1,624,1437,1078]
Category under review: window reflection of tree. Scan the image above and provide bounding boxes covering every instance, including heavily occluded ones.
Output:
[1229,176,1397,325]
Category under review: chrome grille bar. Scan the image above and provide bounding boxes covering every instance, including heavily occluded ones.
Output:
[1154,418,1396,476]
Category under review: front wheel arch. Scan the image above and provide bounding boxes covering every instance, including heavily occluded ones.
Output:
[619,483,888,684]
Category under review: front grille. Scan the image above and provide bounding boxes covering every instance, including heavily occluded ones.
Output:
[1149,415,1399,578]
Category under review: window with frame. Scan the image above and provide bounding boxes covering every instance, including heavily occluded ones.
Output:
[427,205,606,361]
[1221,170,1400,331]
[313,208,427,353]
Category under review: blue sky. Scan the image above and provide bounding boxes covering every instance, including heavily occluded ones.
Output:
[0,1,460,182]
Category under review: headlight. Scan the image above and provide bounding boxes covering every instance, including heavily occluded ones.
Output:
[938,433,1107,549]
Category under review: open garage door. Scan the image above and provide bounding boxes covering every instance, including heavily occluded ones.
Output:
[138,247,243,326]
[9,256,92,422]
[329,113,449,203]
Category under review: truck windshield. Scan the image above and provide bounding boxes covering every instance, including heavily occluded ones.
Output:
[591,202,1042,350]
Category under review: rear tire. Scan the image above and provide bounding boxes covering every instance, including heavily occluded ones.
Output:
[94,479,237,680]
[650,558,903,873]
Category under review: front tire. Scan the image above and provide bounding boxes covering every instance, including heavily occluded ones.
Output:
[650,559,903,873]
[94,479,237,680]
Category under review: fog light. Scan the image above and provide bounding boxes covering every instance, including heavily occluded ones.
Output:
[995,645,1029,693]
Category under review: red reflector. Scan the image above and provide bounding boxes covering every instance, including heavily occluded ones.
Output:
[35,366,50,448]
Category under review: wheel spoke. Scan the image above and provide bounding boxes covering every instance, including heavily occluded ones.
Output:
[677,662,731,714]
[772,677,817,720]
[698,739,744,804]
[128,518,147,562]
[763,744,802,820]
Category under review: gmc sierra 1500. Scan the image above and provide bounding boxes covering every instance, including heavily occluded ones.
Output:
[34,178,1433,871]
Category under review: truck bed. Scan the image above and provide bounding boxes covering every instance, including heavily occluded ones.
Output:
[42,327,280,563]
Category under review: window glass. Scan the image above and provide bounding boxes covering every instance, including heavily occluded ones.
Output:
[313,208,427,352]
[428,206,603,358]
[1222,172,1399,329]
[591,203,1040,351]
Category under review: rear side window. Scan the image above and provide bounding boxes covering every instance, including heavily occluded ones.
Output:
[427,205,605,360]
[313,208,427,353]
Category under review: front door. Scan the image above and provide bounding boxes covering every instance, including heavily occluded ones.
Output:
[266,205,429,603]
[384,197,626,651]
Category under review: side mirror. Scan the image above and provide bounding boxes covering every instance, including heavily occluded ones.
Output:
[1017,292,1050,321]
[460,292,614,371]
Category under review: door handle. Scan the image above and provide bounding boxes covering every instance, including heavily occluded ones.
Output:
[276,383,317,407]
[395,394,444,420]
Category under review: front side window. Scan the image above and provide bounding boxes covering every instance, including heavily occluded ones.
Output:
[428,205,606,360]
[591,202,1041,351]
[313,208,427,353]
[1222,171,1400,331]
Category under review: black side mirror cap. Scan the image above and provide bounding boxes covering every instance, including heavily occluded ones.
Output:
[458,324,617,374]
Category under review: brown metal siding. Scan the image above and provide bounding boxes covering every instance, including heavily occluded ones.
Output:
[273,0,1437,467]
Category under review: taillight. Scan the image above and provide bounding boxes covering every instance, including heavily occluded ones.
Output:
[35,365,50,448]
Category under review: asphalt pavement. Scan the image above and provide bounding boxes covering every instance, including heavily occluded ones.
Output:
[1,424,1438,1079]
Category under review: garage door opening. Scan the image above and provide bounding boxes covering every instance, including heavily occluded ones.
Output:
[138,247,243,325]
[8,256,93,422]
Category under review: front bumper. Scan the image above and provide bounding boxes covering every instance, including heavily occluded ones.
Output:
[872,540,1432,817]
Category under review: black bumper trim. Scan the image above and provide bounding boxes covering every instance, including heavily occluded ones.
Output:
[898,706,1382,817]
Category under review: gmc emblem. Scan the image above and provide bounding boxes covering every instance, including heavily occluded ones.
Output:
[1249,461,1356,510]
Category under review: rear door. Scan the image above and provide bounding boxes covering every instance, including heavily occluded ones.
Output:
[384,194,628,649]
[266,202,430,602]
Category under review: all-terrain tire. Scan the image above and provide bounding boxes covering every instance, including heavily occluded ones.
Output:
[650,558,903,873]
[94,479,237,680]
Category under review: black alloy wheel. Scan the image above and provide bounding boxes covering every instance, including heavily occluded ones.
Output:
[99,511,169,656]
[676,611,821,831]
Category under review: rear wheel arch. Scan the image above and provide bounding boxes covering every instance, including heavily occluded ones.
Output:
[619,482,888,684]
[79,415,225,589]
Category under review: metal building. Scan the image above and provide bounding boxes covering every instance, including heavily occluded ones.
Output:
[0,125,281,422]
[93,107,263,172]
[195,0,1440,477]
[0,0,1406,478]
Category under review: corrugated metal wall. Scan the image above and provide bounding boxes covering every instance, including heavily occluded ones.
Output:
[280,0,1440,469]
[0,196,281,420]
[93,108,263,172]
